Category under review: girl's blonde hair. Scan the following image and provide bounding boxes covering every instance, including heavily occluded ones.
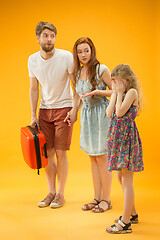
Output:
[72,37,100,94]
[111,64,142,113]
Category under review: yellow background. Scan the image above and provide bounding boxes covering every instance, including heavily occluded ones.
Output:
[0,0,160,239]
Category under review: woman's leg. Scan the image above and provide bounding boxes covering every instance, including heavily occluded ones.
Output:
[90,155,102,200]
[82,155,101,210]
[93,154,112,211]
[97,154,112,200]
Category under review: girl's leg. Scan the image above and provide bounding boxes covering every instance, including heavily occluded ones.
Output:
[131,203,137,216]
[121,168,134,223]
[82,155,101,210]
[106,168,133,232]
[93,154,112,211]
[117,170,122,185]
[117,171,138,217]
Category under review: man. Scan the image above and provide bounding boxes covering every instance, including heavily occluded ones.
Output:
[28,21,73,208]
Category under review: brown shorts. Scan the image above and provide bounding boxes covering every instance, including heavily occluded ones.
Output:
[38,107,73,151]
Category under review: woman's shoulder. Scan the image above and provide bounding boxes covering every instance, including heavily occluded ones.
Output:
[97,64,109,77]
[99,63,109,70]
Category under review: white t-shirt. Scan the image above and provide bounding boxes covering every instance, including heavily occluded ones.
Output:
[28,48,73,109]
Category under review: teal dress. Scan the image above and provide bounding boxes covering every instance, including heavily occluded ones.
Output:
[76,64,110,155]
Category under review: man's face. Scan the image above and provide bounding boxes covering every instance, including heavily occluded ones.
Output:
[37,28,56,52]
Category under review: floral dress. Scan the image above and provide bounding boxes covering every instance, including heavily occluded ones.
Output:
[107,105,144,172]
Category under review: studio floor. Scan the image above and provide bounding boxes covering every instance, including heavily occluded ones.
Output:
[0,150,159,240]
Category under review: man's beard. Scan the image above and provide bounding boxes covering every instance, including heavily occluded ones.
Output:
[41,43,54,52]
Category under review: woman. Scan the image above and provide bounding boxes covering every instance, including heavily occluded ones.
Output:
[65,37,112,212]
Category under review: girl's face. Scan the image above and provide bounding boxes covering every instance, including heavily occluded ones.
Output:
[111,76,128,91]
[77,43,91,65]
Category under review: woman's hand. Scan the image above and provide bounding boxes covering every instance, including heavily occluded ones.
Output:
[81,89,100,98]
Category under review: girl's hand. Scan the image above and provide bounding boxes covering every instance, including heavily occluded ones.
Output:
[115,80,125,94]
[111,80,117,92]
[81,89,99,98]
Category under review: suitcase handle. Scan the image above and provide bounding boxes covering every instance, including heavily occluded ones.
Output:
[35,124,40,133]
[34,124,47,159]
[44,143,48,158]
[27,126,42,170]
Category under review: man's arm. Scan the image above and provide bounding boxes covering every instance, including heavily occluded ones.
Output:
[29,76,39,127]
[64,74,82,125]
[71,92,82,121]
[64,91,82,126]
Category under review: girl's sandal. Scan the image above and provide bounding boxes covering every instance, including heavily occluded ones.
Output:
[115,214,138,224]
[130,214,139,223]
[92,200,112,213]
[82,199,100,211]
[106,220,132,234]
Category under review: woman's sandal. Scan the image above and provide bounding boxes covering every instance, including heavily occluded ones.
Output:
[115,214,138,224]
[106,219,132,234]
[92,200,112,213]
[82,199,100,211]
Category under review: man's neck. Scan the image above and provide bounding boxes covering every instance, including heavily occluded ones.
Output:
[40,48,55,60]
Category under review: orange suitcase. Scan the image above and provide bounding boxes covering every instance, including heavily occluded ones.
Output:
[20,126,48,174]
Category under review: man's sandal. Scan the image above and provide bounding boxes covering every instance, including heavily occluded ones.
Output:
[106,219,132,234]
[50,193,65,208]
[37,193,55,208]
[82,199,100,211]
[115,214,138,224]
[92,200,112,213]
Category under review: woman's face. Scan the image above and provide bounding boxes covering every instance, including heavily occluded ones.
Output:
[77,43,91,65]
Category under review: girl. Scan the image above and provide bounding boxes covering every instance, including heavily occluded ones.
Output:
[65,37,113,213]
[82,64,144,233]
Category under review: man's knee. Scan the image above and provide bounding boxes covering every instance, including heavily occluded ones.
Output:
[56,149,67,161]
[47,148,55,158]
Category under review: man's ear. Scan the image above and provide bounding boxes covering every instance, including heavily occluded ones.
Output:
[37,36,40,43]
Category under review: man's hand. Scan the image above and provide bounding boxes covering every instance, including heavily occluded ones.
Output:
[31,116,39,128]
[64,109,78,126]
